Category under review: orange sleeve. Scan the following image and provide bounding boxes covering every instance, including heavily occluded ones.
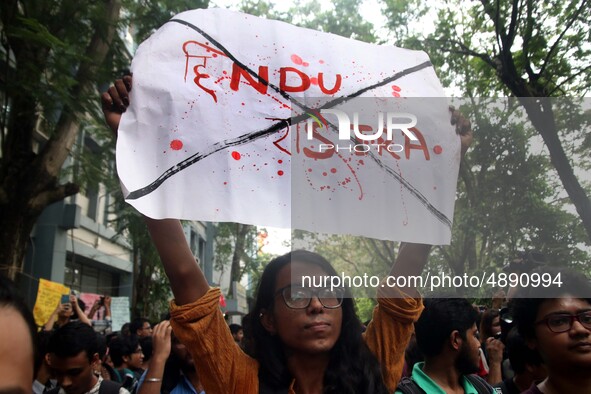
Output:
[363,288,424,392]
[169,288,259,394]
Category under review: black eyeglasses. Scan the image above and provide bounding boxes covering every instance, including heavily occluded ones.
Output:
[535,311,591,333]
[275,285,345,309]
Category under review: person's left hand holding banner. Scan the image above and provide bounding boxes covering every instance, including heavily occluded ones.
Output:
[116,8,463,244]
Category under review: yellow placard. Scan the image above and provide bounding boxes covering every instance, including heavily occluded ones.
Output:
[33,278,70,328]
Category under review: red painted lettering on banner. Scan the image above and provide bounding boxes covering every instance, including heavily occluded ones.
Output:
[230,64,269,95]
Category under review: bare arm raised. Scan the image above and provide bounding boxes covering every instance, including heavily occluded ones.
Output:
[101,78,209,305]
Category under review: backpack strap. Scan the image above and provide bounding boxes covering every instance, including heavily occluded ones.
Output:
[99,379,123,394]
[396,377,427,394]
[492,380,508,394]
[466,374,494,394]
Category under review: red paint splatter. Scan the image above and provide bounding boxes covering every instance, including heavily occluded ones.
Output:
[302,62,309,67]
[308,168,313,172]
[330,168,337,174]
[224,182,228,185]
[278,159,283,164]
[277,170,284,176]
[433,145,443,154]
[231,151,241,160]
[323,172,328,176]
[170,139,183,150]
[395,161,409,226]
[319,60,325,64]
[392,85,401,91]
[291,54,303,65]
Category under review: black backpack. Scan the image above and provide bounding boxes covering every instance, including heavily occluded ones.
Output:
[99,380,123,394]
[396,374,493,394]
[45,380,121,394]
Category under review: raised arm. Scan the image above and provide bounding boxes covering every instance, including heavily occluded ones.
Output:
[87,299,101,319]
[143,218,209,304]
[103,296,112,319]
[71,294,92,326]
[364,107,473,391]
[101,78,210,305]
[137,320,172,394]
[43,302,61,331]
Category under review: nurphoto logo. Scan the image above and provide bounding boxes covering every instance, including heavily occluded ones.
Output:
[305,109,419,153]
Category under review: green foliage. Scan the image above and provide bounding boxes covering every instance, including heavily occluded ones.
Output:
[293,230,396,298]
[239,0,377,42]
[435,99,590,286]
[354,297,376,323]
[378,0,591,285]
[214,222,275,297]
[124,0,208,44]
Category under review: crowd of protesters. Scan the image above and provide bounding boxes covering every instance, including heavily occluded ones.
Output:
[3,242,591,394]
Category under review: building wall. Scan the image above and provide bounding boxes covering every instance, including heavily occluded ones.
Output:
[21,198,134,308]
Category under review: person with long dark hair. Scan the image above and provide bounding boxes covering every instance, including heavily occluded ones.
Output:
[101,76,472,393]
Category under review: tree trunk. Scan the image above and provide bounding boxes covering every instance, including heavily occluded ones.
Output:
[0,203,37,281]
[518,98,591,241]
[227,224,250,298]
[0,0,121,279]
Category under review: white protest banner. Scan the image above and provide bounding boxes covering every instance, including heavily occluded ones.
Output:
[117,8,460,244]
[109,297,130,332]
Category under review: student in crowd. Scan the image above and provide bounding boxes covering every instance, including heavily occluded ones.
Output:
[493,327,547,394]
[511,267,591,394]
[229,323,244,346]
[396,297,495,394]
[131,318,153,338]
[47,321,127,394]
[44,293,91,331]
[137,320,205,394]
[139,336,154,370]
[480,309,501,345]
[96,334,118,382]
[120,323,132,337]
[34,331,58,394]
[109,335,145,392]
[402,333,423,378]
[478,308,505,385]
[0,275,37,394]
[101,76,472,394]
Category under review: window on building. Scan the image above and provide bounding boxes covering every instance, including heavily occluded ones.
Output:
[65,257,120,296]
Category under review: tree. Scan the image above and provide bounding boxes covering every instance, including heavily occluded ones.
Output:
[1,0,120,279]
[0,0,207,281]
[214,222,261,298]
[382,0,591,241]
[432,98,590,288]
[239,0,377,43]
